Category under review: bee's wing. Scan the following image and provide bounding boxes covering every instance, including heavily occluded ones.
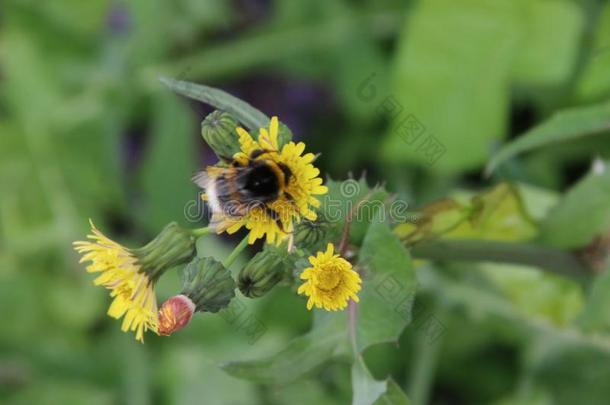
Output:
[192,166,253,217]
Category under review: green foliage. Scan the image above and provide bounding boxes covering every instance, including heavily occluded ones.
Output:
[319,177,390,247]
[221,310,348,385]
[382,0,583,172]
[576,3,610,101]
[540,164,610,248]
[3,0,610,403]
[487,102,610,174]
[357,221,415,352]
[352,357,410,405]
[223,220,414,402]
[396,183,537,244]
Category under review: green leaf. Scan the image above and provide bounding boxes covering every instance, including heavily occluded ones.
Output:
[540,164,610,248]
[486,102,610,174]
[578,264,610,333]
[320,178,389,249]
[375,380,412,405]
[480,263,584,326]
[159,76,270,132]
[527,339,610,405]
[382,0,517,171]
[352,357,410,405]
[138,93,197,231]
[446,183,537,242]
[383,0,584,172]
[510,0,582,86]
[576,3,610,101]
[221,311,348,385]
[357,221,415,352]
[395,183,537,244]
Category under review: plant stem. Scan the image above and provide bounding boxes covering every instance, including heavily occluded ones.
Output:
[223,236,249,269]
[348,300,358,357]
[410,239,591,284]
[408,326,443,405]
[191,226,212,238]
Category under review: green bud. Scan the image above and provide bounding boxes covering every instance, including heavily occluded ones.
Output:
[294,216,334,252]
[133,222,196,282]
[201,110,241,161]
[238,244,294,298]
[181,257,236,312]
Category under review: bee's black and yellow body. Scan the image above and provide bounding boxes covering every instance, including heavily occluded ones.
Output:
[194,149,295,228]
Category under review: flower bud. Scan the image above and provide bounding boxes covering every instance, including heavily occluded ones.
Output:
[132,222,196,281]
[158,294,196,336]
[181,257,236,312]
[294,216,335,252]
[238,244,293,298]
[201,110,241,161]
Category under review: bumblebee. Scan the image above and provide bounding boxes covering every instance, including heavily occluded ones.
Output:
[193,149,296,226]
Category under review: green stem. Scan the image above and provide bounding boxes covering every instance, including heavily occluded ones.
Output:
[410,239,591,285]
[191,226,212,238]
[408,325,443,405]
[223,236,249,269]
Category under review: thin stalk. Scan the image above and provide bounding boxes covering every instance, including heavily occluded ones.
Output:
[191,226,212,238]
[410,239,591,285]
[223,236,249,269]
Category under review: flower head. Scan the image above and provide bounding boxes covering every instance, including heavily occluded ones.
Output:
[73,221,158,342]
[206,116,327,245]
[73,221,196,342]
[297,243,361,311]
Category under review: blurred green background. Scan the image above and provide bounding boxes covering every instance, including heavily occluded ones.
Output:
[2,0,610,404]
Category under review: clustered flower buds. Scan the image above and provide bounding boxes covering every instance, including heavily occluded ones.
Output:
[75,108,361,342]
[238,243,294,298]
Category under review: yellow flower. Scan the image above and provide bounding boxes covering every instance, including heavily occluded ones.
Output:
[73,222,158,342]
[297,243,361,311]
[209,116,328,245]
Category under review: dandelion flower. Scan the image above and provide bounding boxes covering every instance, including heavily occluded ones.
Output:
[297,243,361,311]
[73,221,196,342]
[198,116,328,245]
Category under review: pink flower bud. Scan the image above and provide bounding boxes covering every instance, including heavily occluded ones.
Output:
[158,295,195,336]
